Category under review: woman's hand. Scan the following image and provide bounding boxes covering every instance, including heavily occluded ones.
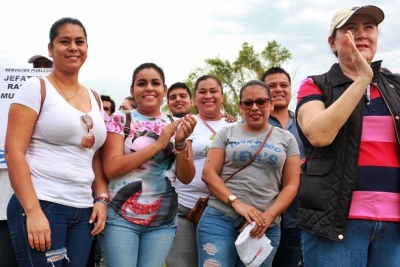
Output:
[232,200,265,231]
[156,120,182,149]
[248,210,277,239]
[346,30,373,80]
[222,113,236,123]
[90,202,107,235]
[26,209,51,251]
[175,115,197,144]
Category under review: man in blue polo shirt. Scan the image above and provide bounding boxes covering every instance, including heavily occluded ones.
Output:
[261,67,304,267]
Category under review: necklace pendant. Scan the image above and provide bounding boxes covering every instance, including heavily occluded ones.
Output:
[66,98,70,102]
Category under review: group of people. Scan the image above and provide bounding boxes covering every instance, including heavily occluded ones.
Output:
[1,4,400,267]
[101,95,137,119]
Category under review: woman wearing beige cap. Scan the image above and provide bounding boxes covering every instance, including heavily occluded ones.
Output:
[296,5,400,266]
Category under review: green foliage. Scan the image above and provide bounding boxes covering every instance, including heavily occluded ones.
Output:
[261,40,292,70]
[184,40,292,118]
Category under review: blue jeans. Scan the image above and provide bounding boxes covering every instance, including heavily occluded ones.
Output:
[272,227,303,267]
[197,206,280,267]
[7,195,93,267]
[98,207,177,267]
[302,219,400,267]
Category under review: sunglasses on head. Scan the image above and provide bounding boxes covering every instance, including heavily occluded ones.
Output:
[239,97,271,110]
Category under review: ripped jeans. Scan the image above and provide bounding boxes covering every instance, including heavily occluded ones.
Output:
[197,206,280,267]
[7,195,93,267]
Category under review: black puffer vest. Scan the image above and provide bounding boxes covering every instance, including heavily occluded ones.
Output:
[296,61,400,241]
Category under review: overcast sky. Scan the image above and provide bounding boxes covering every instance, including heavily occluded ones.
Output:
[1,0,399,107]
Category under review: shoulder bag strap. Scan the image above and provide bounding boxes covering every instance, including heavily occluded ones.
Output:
[90,89,101,111]
[204,126,274,199]
[38,79,101,114]
[167,114,174,122]
[124,112,132,140]
[222,126,274,184]
[38,77,46,115]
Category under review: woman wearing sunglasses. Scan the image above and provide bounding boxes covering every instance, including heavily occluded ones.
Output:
[197,80,300,267]
[5,18,107,266]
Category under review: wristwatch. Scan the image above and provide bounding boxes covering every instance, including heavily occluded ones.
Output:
[228,194,238,205]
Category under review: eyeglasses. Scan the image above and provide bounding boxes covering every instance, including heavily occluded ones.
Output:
[239,98,271,110]
[80,115,95,148]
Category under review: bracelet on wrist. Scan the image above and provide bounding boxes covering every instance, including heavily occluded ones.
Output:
[95,199,109,206]
[172,143,189,161]
[172,144,187,154]
[97,193,109,198]
[174,142,187,151]
[175,142,185,148]
[94,196,110,205]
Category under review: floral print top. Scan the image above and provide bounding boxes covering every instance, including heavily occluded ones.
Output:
[105,109,177,226]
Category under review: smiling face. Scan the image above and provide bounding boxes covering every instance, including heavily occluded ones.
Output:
[131,68,166,117]
[263,72,291,111]
[240,84,273,132]
[167,88,193,118]
[49,23,88,73]
[329,14,378,64]
[195,78,224,120]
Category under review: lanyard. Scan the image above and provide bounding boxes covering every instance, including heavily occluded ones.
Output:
[197,115,217,136]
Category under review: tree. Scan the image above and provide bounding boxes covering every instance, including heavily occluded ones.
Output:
[184,40,292,118]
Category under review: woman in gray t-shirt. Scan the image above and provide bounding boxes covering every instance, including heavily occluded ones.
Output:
[197,80,300,267]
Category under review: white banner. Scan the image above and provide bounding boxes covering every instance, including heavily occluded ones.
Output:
[0,68,52,168]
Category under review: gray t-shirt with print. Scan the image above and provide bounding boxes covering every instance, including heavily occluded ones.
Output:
[208,124,299,227]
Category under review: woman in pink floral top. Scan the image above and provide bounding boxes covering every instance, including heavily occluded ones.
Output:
[99,63,197,267]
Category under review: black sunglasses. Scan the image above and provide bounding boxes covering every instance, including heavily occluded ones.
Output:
[240,97,271,110]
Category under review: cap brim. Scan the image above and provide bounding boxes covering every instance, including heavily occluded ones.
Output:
[337,5,384,29]
[28,54,52,63]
